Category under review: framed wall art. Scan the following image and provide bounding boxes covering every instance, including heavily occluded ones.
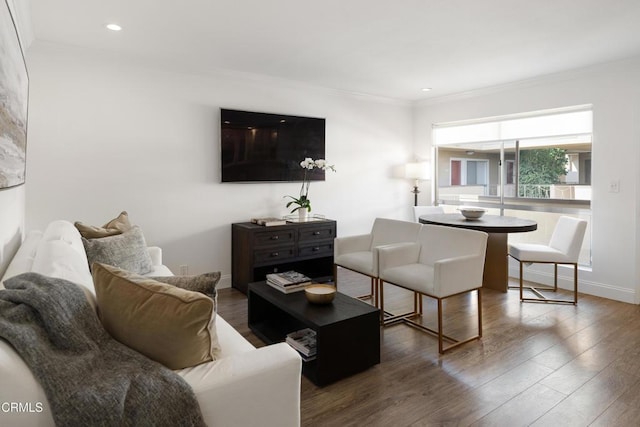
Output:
[0,0,28,189]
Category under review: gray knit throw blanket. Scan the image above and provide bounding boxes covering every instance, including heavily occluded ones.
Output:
[0,273,206,427]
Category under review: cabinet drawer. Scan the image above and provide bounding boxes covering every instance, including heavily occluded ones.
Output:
[253,229,295,247]
[299,225,336,242]
[298,242,334,258]
[254,246,296,265]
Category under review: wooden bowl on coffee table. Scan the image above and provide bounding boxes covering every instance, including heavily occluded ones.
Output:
[305,284,337,304]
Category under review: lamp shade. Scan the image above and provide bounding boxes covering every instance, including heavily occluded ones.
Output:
[405,161,431,180]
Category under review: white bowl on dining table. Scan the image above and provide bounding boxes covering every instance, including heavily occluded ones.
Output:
[458,207,486,220]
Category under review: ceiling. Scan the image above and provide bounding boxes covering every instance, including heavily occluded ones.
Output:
[27,0,640,101]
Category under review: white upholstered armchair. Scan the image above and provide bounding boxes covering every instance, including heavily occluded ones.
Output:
[333,218,422,307]
[378,225,488,354]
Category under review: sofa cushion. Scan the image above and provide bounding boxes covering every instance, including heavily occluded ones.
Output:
[28,221,95,295]
[74,211,132,239]
[82,226,154,275]
[31,240,97,309]
[41,220,88,257]
[92,263,221,370]
[150,272,221,301]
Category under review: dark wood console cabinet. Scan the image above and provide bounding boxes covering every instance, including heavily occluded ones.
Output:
[232,219,337,294]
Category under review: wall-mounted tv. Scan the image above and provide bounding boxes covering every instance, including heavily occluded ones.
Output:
[220,109,326,182]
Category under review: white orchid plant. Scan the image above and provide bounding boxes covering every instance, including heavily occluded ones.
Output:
[285,158,336,213]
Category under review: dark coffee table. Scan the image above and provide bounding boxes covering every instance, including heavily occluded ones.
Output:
[248,282,380,386]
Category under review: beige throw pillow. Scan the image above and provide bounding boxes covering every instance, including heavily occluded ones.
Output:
[74,211,132,239]
[92,263,221,370]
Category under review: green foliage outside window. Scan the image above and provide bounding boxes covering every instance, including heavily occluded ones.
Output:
[518,148,568,198]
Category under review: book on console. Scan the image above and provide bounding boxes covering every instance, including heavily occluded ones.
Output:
[251,217,287,227]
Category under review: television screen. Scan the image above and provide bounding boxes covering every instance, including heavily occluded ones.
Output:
[221,109,326,182]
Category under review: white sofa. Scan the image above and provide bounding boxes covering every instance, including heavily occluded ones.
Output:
[0,220,302,427]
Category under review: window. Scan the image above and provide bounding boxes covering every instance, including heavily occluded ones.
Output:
[432,106,592,266]
[434,107,593,204]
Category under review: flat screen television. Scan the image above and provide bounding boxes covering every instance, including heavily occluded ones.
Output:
[220,109,326,182]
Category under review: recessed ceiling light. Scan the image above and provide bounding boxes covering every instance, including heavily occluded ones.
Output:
[421,88,432,92]
[106,24,122,31]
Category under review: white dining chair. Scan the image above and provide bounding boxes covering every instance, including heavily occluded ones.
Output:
[378,224,488,354]
[412,205,444,222]
[508,216,587,304]
[333,218,422,307]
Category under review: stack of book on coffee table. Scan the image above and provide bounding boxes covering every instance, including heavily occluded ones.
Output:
[286,328,317,361]
[266,271,312,293]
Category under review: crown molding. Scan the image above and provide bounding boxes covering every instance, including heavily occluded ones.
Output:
[413,55,640,109]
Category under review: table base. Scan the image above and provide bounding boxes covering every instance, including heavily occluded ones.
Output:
[483,233,508,293]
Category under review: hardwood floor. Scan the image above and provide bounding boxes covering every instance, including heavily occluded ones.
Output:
[216,268,640,426]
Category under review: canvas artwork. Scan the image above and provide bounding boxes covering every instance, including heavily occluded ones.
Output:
[0,0,28,189]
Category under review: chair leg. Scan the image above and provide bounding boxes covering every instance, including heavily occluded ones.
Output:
[380,284,423,326]
[519,261,524,301]
[371,277,378,308]
[477,288,483,338]
[379,280,385,325]
[380,286,481,354]
[573,262,578,305]
[337,266,376,306]
[437,298,444,354]
[520,261,579,305]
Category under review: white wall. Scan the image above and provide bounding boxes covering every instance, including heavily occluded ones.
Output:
[414,57,640,303]
[24,42,415,287]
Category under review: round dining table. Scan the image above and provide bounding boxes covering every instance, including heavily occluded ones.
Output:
[419,213,537,292]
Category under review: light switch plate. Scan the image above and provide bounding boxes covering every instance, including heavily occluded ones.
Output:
[608,179,620,193]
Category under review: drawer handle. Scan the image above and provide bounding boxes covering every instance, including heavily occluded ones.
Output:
[312,247,320,252]
[270,236,279,240]
[313,231,321,235]
[270,252,279,257]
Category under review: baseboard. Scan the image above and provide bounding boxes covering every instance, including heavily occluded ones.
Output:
[507,266,636,304]
[218,273,232,289]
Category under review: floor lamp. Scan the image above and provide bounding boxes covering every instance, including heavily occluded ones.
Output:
[405,161,431,207]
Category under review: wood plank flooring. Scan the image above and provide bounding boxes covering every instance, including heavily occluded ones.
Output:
[216,268,640,426]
